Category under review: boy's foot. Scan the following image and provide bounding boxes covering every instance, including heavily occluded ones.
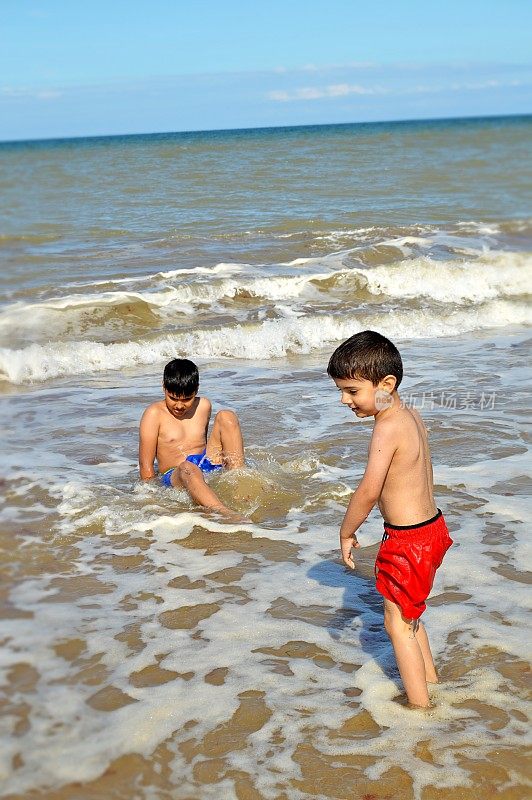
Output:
[208,504,250,524]
[225,512,251,524]
[407,700,436,710]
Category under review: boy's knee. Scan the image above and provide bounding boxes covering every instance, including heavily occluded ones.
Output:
[383,602,412,637]
[383,609,395,637]
[176,461,198,482]
[384,609,419,639]
[215,409,239,428]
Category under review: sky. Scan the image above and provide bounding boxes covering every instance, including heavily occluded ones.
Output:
[1,0,531,141]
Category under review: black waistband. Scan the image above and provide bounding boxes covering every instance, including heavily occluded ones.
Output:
[383,508,442,531]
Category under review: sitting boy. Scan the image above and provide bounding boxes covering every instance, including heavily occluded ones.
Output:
[327,330,453,708]
[139,358,245,517]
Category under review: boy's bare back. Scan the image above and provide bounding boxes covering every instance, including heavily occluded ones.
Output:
[373,404,437,526]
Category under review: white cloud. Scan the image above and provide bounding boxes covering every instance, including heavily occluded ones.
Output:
[36,90,62,100]
[407,78,530,95]
[0,87,27,97]
[0,86,62,100]
[296,87,326,100]
[299,61,376,72]
[328,84,350,96]
[267,74,532,103]
[268,90,291,101]
[267,83,387,102]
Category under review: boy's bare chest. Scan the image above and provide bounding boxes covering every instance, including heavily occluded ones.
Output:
[158,414,206,445]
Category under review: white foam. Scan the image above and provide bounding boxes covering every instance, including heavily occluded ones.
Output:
[456,221,501,235]
[1,299,530,384]
[2,249,529,348]
[0,271,334,341]
[361,252,531,304]
[64,260,247,290]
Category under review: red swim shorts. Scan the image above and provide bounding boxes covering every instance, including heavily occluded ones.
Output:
[375,509,453,620]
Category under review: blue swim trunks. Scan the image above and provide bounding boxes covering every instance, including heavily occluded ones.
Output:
[160,450,222,487]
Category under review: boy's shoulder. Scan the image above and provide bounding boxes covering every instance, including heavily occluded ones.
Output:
[140,400,166,425]
[192,396,212,419]
[143,399,166,415]
[373,403,426,439]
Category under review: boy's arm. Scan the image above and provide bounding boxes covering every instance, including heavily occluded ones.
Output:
[340,424,397,568]
[199,396,212,439]
[139,406,159,480]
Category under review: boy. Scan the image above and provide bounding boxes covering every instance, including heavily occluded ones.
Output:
[139,358,245,517]
[327,330,453,708]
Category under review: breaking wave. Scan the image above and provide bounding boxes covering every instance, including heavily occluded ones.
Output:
[1,299,530,384]
[1,251,530,345]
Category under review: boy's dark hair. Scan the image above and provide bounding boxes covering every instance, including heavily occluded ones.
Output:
[163,358,199,396]
[327,330,403,388]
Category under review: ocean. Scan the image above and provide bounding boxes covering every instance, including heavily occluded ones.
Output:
[0,115,531,799]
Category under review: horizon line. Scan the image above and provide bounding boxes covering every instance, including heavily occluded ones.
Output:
[1,111,530,147]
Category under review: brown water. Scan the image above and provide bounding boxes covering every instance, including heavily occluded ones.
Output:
[1,118,531,799]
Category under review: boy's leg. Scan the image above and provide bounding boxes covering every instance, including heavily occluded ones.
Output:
[171,462,234,516]
[415,620,439,683]
[205,410,245,469]
[383,598,431,708]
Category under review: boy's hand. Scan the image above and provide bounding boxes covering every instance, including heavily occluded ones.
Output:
[340,534,360,570]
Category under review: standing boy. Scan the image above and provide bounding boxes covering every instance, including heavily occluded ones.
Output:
[327,330,453,708]
[139,358,245,517]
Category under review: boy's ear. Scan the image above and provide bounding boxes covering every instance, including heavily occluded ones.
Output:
[379,374,397,393]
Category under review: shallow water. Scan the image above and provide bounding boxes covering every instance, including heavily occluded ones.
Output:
[0,117,531,799]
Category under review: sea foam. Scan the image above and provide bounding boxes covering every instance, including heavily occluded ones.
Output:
[0,250,530,347]
[1,299,530,384]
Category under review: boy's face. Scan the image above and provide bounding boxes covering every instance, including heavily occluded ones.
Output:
[163,389,197,418]
[333,376,388,418]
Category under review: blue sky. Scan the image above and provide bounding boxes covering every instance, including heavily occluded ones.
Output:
[1,0,531,141]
